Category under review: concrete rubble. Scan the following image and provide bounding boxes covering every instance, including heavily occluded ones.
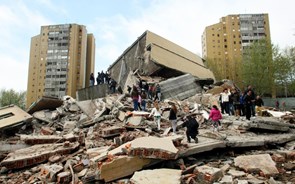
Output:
[0,78,295,183]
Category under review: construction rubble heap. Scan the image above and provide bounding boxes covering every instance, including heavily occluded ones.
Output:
[1,76,295,184]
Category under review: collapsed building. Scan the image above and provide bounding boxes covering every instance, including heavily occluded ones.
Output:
[1,31,295,184]
[108,30,215,92]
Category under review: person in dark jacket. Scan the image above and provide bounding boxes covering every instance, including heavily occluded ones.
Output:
[90,73,95,86]
[244,90,253,120]
[169,103,178,134]
[182,106,199,143]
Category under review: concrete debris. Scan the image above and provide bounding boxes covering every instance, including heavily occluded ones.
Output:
[130,168,182,184]
[193,165,224,183]
[0,105,32,130]
[0,142,79,169]
[234,154,279,176]
[1,78,295,183]
[27,96,63,115]
[99,156,153,182]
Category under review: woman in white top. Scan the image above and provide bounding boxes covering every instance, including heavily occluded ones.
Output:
[149,101,162,130]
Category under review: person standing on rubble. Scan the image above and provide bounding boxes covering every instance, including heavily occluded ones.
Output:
[154,84,161,101]
[244,85,256,116]
[209,105,222,131]
[255,95,264,116]
[140,90,147,111]
[231,88,241,117]
[131,85,139,111]
[182,106,199,143]
[149,101,162,130]
[244,90,253,120]
[220,88,231,115]
[90,73,95,86]
[169,103,178,134]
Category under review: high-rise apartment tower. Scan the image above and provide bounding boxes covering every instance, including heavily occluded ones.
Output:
[202,14,271,83]
[26,24,95,108]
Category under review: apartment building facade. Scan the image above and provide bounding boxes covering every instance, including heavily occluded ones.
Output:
[26,24,95,108]
[202,14,271,83]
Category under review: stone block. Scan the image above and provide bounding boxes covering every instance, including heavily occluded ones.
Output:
[126,116,144,127]
[234,154,279,176]
[130,168,182,184]
[193,165,223,184]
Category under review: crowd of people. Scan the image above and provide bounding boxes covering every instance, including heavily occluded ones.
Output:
[219,85,265,120]
[89,71,118,94]
[90,71,276,143]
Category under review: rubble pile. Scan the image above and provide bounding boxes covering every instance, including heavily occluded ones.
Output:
[1,80,295,183]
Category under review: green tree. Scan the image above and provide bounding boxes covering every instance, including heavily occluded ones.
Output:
[241,39,275,96]
[275,46,295,96]
[0,89,26,110]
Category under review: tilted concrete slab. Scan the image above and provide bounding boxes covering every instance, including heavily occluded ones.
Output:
[130,168,182,184]
[160,74,202,101]
[27,96,63,114]
[76,98,106,118]
[99,156,153,182]
[0,142,79,169]
[179,136,226,157]
[0,105,32,130]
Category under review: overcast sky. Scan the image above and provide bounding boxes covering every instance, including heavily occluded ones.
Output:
[0,0,295,91]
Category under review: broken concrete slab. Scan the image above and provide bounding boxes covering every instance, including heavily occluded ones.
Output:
[20,133,77,145]
[76,99,107,118]
[0,105,32,130]
[99,156,153,182]
[160,74,202,101]
[27,96,63,115]
[249,117,290,132]
[127,136,179,160]
[179,136,226,157]
[130,168,182,184]
[234,154,279,176]
[32,110,53,124]
[125,116,145,127]
[0,142,79,169]
[227,133,295,147]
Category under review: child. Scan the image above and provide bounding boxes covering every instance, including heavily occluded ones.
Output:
[209,105,222,132]
[149,101,162,130]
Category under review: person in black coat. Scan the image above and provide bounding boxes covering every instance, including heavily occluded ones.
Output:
[182,106,199,143]
[244,90,253,120]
